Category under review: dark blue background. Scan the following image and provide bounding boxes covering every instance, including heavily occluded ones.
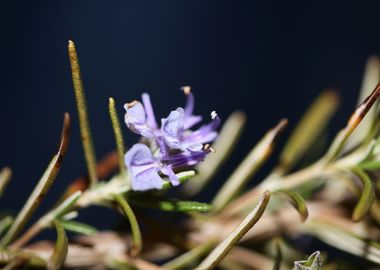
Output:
[1,1,380,230]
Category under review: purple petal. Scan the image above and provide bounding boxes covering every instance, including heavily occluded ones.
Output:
[184,115,202,130]
[142,93,158,129]
[161,165,180,186]
[182,112,220,145]
[132,167,164,191]
[125,144,164,191]
[161,108,184,149]
[181,87,202,129]
[124,101,154,138]
[163,150,208,168]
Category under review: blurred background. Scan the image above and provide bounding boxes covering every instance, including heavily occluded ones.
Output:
[1,1,380,231]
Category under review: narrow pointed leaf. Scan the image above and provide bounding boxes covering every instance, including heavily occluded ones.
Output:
[131,197,213,213]
[49,221,68,270]
[60,219,97,235]
[108,97,127,176]
[358,160,380,170]
[114,194,142,256]
[324,83,380,162]
[294,251,322,270]
[213,120,286,212]
[351,167,375,221]
[0,167,12,198]
[276,189,309,221]
[68,40,97,187]
[0,113,70,248]
[0,216,13,238]
[49,191,82,220]
[184,111,246,196]
[278,90,338,174]
[195,191,270,270]
[345,56,380,151]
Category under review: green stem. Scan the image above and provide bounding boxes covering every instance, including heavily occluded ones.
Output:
[114,194,142,256]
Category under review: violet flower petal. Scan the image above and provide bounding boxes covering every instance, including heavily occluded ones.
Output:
[161,165,180,186]
[142,93,158,129]
[181,86,202,129]
[124,101,154,138]
[125,143,163,191]
[161,108,185,149]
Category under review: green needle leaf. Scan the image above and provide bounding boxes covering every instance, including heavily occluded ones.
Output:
[49,221,68,270]
[324,83,380,162]
[131,197,213,213]
[276,189,309,222]
[48,191,82,221]
[0,216,13,238]
[59,220,97,235]
[345,56,380,150]
[212,120,286,212]
[68,40,97,187]
[195,191,270,270]
[351,167,375,222]
[0,113,71,248]
[114,194,142,256]
[293,251,322,270]
[0,167,12,198]
[108,97,127,176]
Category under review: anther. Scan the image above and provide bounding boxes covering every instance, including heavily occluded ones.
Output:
[181,86,191,95]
